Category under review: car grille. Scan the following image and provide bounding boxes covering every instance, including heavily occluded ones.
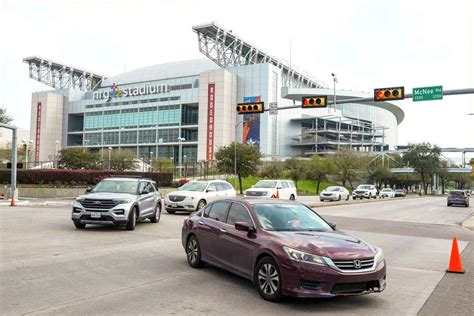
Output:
[246,191,267,197]
[332,258,374,271]
[354,190,365,194]
[323,193,333,196]
[331,280,380,294]
[168,195,186,202]
[80,199,118,210]
[80,214,115,221]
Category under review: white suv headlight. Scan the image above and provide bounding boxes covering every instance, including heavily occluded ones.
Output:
[114,199,132,204]
[185,196,195,200]
[283,246,327,266]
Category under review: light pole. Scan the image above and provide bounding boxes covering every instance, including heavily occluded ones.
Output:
[177,137,185,177]
[331,73,338,112]
[83,139,90,153]
[21,139,33,169]
[150,151,154,171]
[234,120,244,191]
[183,154,187,179]
[55,140,60,168]
[108,147,112,170]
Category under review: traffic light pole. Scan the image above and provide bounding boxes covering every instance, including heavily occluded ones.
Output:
[0,124,17,206]
[265,88,474,112]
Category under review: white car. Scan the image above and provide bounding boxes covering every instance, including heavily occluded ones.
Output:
[164,180,236,214]
[244,179,297,200]
[380,188,395,198]
[319,186,350,202]
[352,184,378,199]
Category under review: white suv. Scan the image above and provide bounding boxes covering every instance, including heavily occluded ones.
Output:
[164,180,236,214]
[244,179,297,200]
[352,184,378,199]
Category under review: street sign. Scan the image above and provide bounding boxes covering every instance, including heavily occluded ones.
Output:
[269,102,278,115]
[413,86,443,102]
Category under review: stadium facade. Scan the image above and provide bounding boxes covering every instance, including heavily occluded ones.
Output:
[26,23,404,165]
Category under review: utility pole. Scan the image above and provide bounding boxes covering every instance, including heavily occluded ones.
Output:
[1,124,17,206]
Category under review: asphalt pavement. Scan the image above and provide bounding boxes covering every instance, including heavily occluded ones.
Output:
[0,196,472,315]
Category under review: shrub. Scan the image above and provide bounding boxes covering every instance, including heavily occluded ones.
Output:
[0,169,173,187]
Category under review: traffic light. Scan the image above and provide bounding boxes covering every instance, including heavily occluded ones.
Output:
[236,102,264,114]
[374,87,404,101]
[301,96,327,108]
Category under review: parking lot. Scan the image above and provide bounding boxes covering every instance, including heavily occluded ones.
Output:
[1,196,472,315]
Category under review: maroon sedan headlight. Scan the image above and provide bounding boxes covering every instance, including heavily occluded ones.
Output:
[374,247,385,266]
[283,246,328,266]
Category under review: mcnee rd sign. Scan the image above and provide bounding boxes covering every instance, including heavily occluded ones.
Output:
[413,86,443,102]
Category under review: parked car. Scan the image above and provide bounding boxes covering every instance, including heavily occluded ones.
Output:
[319,186,350,201]
[394,189,406,197]
[182,199,386,301]
[447,190,469,207]
[244,180,297,200]
[72,177,162,230]
[352,184,378,199]
[380,188,395,198]
[164,180,236,214]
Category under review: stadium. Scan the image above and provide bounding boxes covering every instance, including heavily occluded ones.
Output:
[24,22,404,166]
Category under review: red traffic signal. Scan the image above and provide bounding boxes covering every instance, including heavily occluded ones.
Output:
[301,96,327,108]
[374,87,404,101]
[236,102,264,114]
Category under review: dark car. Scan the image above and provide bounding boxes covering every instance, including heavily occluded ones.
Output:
[181,199,386,301]
[447,190,469,207]
[394,189,406,197]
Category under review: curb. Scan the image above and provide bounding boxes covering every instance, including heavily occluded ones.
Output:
[461,212,474,231]
[306,195,420,209]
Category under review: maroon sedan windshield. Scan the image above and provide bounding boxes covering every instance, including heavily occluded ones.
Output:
[253,203,332,232]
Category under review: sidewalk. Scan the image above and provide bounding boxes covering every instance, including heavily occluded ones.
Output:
[418,241,473,315]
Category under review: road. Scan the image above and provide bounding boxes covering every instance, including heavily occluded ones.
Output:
[0,197,472,315]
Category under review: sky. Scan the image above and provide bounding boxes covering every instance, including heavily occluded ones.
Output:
[1,0,473,152]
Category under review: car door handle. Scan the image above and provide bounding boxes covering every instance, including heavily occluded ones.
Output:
[220,228,227,233]
[198,220,204,225]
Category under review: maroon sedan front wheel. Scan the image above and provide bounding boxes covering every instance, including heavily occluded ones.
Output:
[186,235,205,268]
[254,257,282,302]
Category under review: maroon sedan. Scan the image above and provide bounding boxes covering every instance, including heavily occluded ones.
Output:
[182,199,386,301]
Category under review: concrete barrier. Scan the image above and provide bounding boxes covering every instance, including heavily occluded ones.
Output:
[0,187,177,199]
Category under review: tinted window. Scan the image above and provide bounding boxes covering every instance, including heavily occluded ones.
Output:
[215,183,226,191]
[208,183,219,192]
[202,205,212,217]
[254,203,331,231]
[146,182,155,192]
[226,203,253,226]
[223,182,234,190]
[281,181,289,189]
[207,202,230,222]
[451,191,465,196]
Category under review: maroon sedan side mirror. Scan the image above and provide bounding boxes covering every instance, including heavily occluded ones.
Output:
[235,221,255,233]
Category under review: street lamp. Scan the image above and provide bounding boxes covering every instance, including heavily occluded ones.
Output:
[234,121,244,191]
[21,139,34,169]
[108,147,112,170]
[83,139,90,153]
[177,137,185,177]
[183,154,188,179]
[150,151,154,171]
[55,140,60,168]
[331,73,338,112]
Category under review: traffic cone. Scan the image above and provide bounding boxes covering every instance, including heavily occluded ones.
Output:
[446,237,464,273]
[275,190,280,199]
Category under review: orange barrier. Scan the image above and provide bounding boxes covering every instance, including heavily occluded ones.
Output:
[446,237,464,273]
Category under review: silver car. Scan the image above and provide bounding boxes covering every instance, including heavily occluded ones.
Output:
[72,177,162,230]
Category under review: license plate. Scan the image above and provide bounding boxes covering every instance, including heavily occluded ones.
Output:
[171,203,177,208]
[91,212,101,219]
